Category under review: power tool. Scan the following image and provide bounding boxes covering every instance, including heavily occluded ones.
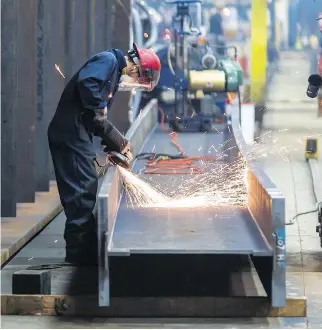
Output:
[107,151,132,170]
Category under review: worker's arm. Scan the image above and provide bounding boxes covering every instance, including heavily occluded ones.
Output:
[77,53,128,153]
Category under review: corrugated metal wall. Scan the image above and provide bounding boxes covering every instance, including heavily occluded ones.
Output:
[1,0,131,216]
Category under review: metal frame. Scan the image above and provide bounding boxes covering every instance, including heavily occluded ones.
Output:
[97,99,158,306]
[97,97,286,308]
[230,99,286,308]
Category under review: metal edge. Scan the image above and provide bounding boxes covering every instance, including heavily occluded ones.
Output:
[231,98,286,307]
[97,99,159,306]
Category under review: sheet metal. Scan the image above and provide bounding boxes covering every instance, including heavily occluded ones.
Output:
[108,127,271,256]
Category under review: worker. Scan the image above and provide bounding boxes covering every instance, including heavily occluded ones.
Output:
[209,4,224,44]
[48,43,161,266]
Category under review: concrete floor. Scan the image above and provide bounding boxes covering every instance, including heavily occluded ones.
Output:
[2,52,322,328]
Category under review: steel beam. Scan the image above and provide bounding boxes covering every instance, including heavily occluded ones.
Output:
[109,0,131,134]
[47,0,66,181]
[1,0,18,216]
[64,0,88,80]
[16,0,37,203]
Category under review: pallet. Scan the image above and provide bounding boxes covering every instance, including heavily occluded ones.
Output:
[1,295,307,317]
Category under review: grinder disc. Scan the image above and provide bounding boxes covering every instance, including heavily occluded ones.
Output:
[108,151,131,170]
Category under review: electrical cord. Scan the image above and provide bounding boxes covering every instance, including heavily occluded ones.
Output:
[286,208,318,226]
[135,106,217,175]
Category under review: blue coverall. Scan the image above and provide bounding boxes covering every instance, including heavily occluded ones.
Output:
[48,49,128,265]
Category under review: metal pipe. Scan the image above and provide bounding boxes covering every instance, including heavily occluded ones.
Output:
[132,6,143,46]
[129,2,144,121]
[195,2,202,30]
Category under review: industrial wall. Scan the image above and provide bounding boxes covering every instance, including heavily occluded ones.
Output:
[1,0,131,217]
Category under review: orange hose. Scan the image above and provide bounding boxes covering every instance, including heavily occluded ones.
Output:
[142,107,216,175]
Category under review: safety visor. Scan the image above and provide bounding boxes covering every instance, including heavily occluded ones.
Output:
[118,69,160,92]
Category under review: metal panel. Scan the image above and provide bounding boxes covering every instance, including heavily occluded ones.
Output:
[109,0,131,134]
[104,0,114,50]
[35,0,48,191]
[93,0,106,53]
[109,127,271,256]
[64,0,88,80]
[124,99,158,158]
[47,0,66,181]
[111,203,272,255]
[16,0,37,202]
[1,0,18,216]
[230,98,286,307]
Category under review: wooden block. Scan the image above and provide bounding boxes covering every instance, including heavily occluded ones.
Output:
[12,270,51,295]
[1,295,307,317]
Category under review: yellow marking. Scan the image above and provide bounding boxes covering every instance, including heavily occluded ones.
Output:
[250,0,267,105]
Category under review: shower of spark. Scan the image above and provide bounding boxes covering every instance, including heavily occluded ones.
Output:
[118,126,321,210]
[55,64,65,79]
[119,166,169,207]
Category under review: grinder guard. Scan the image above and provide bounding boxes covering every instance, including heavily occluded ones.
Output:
[107,151,132,170]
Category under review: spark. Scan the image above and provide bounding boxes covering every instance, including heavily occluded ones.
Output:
[55,64,65,78]
[118,127,322,210]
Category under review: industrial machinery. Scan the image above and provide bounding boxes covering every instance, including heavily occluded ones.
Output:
[146,0,244,132]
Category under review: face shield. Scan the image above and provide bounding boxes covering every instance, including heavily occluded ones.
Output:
[119,43,161,92]
[118,68,160,92]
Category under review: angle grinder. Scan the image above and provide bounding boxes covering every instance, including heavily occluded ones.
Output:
[107,151,132,170]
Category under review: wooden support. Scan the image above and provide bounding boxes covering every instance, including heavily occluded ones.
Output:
[1,0,18,216]
[1,295,307,317]
[16,0,37,203]
[12,270,51,295]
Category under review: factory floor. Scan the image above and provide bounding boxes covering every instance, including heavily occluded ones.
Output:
[2,51,322,328]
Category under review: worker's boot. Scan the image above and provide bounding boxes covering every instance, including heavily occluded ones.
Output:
[64,228,98,266]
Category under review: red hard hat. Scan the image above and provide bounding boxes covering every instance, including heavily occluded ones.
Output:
[128,43,161,91]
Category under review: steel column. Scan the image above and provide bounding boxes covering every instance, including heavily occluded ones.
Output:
[16,0,37,203]
[35,0,49,191]
[64,0,88,80]
[94,0,106,53]
[109,0,131,134]
[87,0,96,57]
[1,0,18,216]
[105,0,115,50]
[47,0,66,180]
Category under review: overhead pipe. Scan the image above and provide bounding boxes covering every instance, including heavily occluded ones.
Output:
[135,1,158,49]
[130,0,160,120]
[129,2,144,122]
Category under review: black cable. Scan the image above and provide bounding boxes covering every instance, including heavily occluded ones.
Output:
[286,207,319,226]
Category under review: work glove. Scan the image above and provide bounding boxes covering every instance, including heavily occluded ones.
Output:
[100,140,133,162]
[92,107,127,153]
